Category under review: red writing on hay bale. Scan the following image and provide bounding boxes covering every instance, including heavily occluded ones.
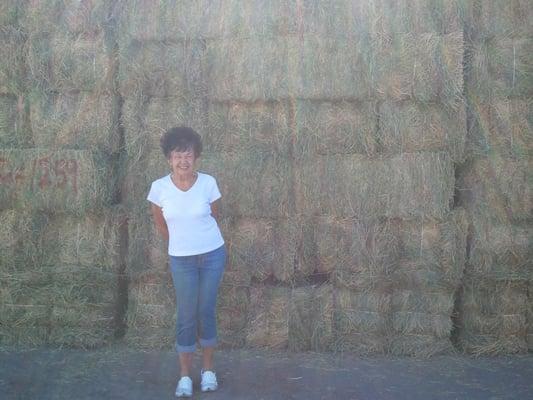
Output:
[0,156,78,194]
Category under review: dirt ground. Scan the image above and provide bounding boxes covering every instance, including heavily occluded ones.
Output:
[1,346,532,400]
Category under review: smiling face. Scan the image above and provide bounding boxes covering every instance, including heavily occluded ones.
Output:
[168,148,197,179]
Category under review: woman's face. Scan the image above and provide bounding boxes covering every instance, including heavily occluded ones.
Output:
[168,148,197,178]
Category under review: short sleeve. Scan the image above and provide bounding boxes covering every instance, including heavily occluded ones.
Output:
[208,177,222,203]
[147,181,162,207]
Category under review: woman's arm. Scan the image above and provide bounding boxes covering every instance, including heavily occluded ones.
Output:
[210,199,220,221]
[151,203,169,242]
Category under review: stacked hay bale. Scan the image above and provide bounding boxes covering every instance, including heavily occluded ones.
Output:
[292,0,467,356]
[118,1,469,354]
[455,0,533,355]
[0,1,123,349]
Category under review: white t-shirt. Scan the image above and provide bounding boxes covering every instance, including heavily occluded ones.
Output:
[146,172,225,256]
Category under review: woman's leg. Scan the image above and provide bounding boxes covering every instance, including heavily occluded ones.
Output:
[169,255,199,377]
[197,245,226,370]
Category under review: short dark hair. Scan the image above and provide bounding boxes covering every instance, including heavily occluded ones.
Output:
[160,126,203,158]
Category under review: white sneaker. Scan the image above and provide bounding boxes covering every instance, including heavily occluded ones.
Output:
[200,369,218,392]
[175,376,193,397]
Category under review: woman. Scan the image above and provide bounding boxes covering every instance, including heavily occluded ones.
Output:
[147,126,226,397]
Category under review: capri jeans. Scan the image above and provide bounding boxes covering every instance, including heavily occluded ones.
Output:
[169,244,226,353]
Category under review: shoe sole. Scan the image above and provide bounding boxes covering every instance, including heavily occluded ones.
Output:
[201,386,217,392]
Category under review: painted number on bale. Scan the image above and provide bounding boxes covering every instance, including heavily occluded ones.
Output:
[0,156,78,194]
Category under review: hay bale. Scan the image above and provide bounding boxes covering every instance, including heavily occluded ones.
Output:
[206,36,290,101]
[28,31,114,93]
[468,220,532,281]
[289,284,334,352]
[388,289,456,357]
[313,217,399,288]
[0,27,26,95]
[468,36,533,99]
[467,98,532,158]
[0,0,25,28]
[457,156,531,223]
[294,100,378,157]
[126,212,168,280]
[127,271,175,330]
[295,152,454,219]
[119,40,206,98]
[124,326,175,350]
[0,148,114,214]
[0,94,29,147]
[206,100,291,154]
[118,0,297,41]
[39,210,123,271]
[300,0,464,37]
[245,286,289,349]
[465,0,533,38]
[226,217,299,284]
[122,96,206,159]
[200,151,293,218]
[217,284,249,348]
[30,90,120,153]
[21,0,113,35]
[334,288,390,354]
[372,32,463,103]
[293,34,373,101]
[457,277,528,355]
[378,101,466,162]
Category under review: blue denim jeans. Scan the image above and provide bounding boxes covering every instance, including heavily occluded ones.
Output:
[169,245,226,353]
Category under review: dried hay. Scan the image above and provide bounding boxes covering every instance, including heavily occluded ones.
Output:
[465,0,533,38]
[457,156,532,223]
[206,100,291,154]
[388,335,454,358]
[289,284,334,352]
[22,0,113,35]
[118,0,297,42]
[206,36,290,101]
[30,89,120,153]
[127,270,175,330]
[0,148,114,214]
[378,101,466,162]
[0,94,30,147]
[226,217,299,284]
[0,27,26,95]
[457,277,528,355]
[372,32,464,104]
[467,36,533,99]
[245,286,289,349]
[388,289,456,357]
[295,152,454,219]
[293,34,373,101]
[119,40,206,98]
[467,98,532,158]
[122,95,205,159]
[299,0,465,37]
[217,284,249,348]
[126,211,168,279]
[28,31,115,93]
[334,288,390,354]
[0,0,25,28]
[39,210,123,271]
[468,219,532,281]
[199,151,293,218]
[294,100,378,157]
[313,217,398,288]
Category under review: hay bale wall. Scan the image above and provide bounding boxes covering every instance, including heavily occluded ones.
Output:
[455,1,533,355]
[2,1,530,356]
[0,1,123,350]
